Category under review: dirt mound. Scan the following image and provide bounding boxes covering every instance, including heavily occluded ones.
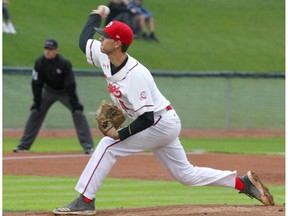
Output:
[3,204,285,216]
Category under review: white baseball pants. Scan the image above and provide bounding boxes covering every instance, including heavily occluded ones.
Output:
[75,109,237,200]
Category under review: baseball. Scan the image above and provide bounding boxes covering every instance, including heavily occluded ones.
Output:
[98,5,110,17]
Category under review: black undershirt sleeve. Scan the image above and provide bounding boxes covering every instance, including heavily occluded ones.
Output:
[79,13,102,54]
[118,111,154,141]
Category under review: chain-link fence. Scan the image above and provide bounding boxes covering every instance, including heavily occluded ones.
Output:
[3,67,285,130]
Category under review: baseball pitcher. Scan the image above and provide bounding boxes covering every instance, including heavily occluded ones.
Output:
[54,5,274,215]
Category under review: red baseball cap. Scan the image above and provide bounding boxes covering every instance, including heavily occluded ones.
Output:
[94,21,133,45]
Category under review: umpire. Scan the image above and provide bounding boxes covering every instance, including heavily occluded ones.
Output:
[13,39,94,154]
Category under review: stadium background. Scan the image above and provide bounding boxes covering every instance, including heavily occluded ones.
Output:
[2,0,285,132]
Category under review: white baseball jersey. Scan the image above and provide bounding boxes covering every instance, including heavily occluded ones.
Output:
[75,38,237,200]
[85,39,170,119]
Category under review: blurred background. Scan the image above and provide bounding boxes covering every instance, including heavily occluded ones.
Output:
[2,0,285,132]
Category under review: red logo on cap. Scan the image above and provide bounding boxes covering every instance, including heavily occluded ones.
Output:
[106,22,113,28]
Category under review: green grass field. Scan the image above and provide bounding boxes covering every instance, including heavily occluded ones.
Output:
[3,175,284,212]
[3,137,285,212]
[3,137,285,155]
[3,0,284,72]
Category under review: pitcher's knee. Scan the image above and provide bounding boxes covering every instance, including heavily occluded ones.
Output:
[168,167,199,186]
[97,136,116,149]
[97,136,124,155]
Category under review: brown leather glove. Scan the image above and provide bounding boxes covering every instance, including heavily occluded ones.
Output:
[95,100,126,135]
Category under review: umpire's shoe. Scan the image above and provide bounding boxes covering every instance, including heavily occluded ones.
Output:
[13,147,29,153]
[84,148,94,155]
[239,170,274,206]
[53,195,96,215]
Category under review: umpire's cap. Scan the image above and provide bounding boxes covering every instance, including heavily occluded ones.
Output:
[94,21,133,45]
[44,39,58,49]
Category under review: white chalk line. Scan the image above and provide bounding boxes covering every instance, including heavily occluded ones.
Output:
[3,154,89,161]
[3,151,207,161]
[3,152,156,161]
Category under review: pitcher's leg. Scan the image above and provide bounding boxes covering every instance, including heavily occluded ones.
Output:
[75,136,146,199]
[153,139,236,188]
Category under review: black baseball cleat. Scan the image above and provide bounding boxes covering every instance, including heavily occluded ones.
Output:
[53,195,96,215]
[239,170,274,206]
[13,147,29,153]
[84,148,94,155]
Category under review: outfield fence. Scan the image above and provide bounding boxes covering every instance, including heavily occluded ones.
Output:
[3,67,285,130]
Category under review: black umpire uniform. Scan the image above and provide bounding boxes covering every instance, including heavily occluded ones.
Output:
[13,39,94,154]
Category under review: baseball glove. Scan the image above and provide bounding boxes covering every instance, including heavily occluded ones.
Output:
[95,100,126,135]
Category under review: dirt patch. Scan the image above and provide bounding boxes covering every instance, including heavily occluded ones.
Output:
[3,153,284,185]
[3,205,285,216]
[3,128,285,138]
